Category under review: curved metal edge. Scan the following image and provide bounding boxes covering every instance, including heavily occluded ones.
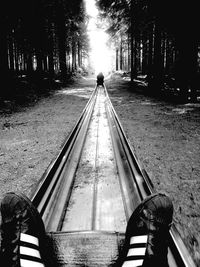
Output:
[104,85,155,195]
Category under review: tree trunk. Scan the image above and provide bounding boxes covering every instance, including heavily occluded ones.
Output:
[116,48,119,71]
[150,20,163,94]
[56,2,67,82]
[8,35,15,71]
[133,33,138,78]
[72,40,77,71]
[120,39,123,70]
[78,41,81,68]
[147,24,153,85]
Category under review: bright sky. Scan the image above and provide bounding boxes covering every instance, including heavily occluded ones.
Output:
[84,0,114,75]
[85,0,98,17]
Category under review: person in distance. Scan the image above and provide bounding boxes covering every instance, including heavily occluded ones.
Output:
[97,72,104,86]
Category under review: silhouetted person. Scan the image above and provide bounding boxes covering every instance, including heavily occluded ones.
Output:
[97,72,104,86]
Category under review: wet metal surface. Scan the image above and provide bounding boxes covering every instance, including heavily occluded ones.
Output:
[61,87,126,232]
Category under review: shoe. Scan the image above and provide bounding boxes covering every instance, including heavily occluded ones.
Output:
[0,192,46,267]
[116,193,173,267]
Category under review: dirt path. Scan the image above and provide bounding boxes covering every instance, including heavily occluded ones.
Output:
[0,78,94,198]
[0,75,200,265]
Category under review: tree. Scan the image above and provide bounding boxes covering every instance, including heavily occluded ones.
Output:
[0,0,90,100]
[97,0,200,101]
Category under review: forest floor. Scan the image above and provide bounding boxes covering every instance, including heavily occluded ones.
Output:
[0,73,200,265]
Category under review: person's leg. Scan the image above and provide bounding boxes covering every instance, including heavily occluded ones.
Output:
[116,193,173,267]
[0,191,173,267]
[0,192,46,267]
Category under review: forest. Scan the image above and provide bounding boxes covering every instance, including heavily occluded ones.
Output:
[97,0,200,102]
[0,0,199,104]
[0,0,89,104]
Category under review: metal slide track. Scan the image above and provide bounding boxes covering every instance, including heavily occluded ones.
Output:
[30,85,196,267]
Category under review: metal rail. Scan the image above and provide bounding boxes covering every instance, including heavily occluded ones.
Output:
[31,85,97,229]
[30,83,196,267]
